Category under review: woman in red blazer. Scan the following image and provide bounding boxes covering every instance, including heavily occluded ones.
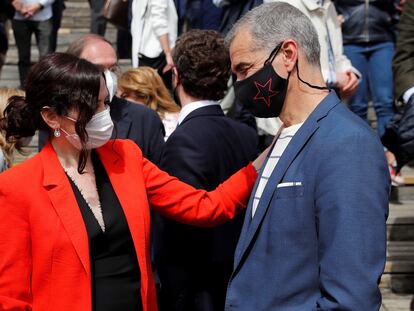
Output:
[0,54,263,311]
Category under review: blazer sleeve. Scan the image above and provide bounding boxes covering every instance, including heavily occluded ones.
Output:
[148,0,170,37]
[328,5,354,75]
[315,132,389,310]
[393,0,414,100]
[143,156,257,227]
[0,181,32,310]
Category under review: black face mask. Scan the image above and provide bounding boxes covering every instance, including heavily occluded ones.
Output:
[233,43,287,118]
[233,42,329,118]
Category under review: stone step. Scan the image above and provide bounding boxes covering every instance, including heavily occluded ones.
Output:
[65,1,91,10]
[388,201,414,241]
[391,186,414,203]
[387,241,414,261]
[388,201,414,224]
[383,241,414,293]
[386,202,414,293]
[381,273,414,294]
[381,288,413,310]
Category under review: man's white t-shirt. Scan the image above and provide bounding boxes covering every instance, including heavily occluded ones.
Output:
[252,121,304,218]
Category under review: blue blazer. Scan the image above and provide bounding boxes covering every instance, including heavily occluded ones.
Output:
[225,92,390,310]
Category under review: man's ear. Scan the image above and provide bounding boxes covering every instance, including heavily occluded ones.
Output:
[40,106,61,131]
[173,67,181,86]
[280,39,299,73]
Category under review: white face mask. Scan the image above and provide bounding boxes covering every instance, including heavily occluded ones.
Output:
[104,70,118,102]
[61,106,114,150]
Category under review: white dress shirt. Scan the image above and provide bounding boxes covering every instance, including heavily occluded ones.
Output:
[178,100,220,125]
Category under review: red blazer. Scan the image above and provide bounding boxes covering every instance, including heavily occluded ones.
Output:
[0,139,256,311]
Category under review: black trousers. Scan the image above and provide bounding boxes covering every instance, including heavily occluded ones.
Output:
[51,0,65,52]
[89,0,107,35]
[157,262,232,311]
[0,22,7,76]
[138,53,172,91]
[12,18,52,87]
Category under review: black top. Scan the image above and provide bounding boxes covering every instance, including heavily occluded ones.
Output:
[67,152,142,311]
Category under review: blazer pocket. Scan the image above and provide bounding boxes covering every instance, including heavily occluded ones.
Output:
[275,184,304,199]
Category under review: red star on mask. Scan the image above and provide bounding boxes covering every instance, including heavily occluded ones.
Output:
[253,79,279,107]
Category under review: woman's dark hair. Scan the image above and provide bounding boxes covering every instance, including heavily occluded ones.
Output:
[172,30,231,101]
[0,52,102,173]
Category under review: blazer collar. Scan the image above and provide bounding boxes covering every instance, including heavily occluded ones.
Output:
[41,143,91,276]
[179,104,224,125]
[178,100,221,125]
[233,91,340,272]
[110,96,132,139]
[39,141,125,279]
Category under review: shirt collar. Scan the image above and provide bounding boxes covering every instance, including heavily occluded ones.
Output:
[178,100,219,125]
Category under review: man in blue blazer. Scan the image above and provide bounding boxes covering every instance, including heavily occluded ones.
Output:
[224,3,390,310]
[154,30,258,311]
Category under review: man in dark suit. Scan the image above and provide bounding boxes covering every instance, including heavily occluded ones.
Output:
[64,34,165,164]
[154,29,258,311]
[223,3,389,310]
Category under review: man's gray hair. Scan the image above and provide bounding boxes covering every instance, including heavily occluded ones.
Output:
[226,2,321,66]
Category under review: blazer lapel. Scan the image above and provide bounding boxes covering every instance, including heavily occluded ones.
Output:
[233,92,341,272]
[233,141,277,264]
[116,114,132,139]
[96,143,149,294]
[41,143,90,276]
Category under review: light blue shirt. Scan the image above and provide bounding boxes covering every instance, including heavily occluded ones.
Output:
[14,0,55,22]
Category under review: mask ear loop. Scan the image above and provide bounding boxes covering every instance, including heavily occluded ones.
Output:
[266,42,330,91]
[264,42,284,65]
[295,59,330,90]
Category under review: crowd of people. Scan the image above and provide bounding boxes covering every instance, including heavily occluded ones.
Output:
[0,0,413,310]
